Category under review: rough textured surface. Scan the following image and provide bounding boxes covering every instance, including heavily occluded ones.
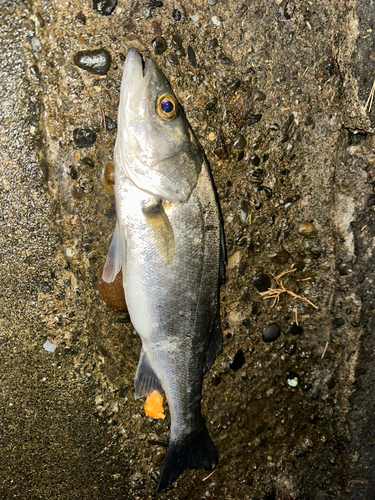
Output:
[1,0,375,499]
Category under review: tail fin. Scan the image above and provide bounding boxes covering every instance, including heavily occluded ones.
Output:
[157,423,218,492]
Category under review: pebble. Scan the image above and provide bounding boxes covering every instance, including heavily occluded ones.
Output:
[171,34,183,49]
[213,135,228,159]
[208,0,217,5]
[105,115,117,131]
[264,488,276,500]
[252,273,271,292]
[332,317,345,329]
[285,340,297,355]
[149,0,163,7]
[93,0,117,15]
[286,372,300,388]
[67,165,78,179]
[73,128,97,148]
[43,340,57,353]
[73,49,112,75]
[230,349,245,371]
[75,11,86,24]
[97,264,127,311]
[242,318,251,328]
[366,194,375,206]
[152,449,167,465]
[172,9,182,21]
[232,133,246,150]
[29,64,40,76]
[81,157,95,168]
[79,175,94,193]
[166,53,179,65]
[271,249,290,265]
[289,322,303,335]
[209,38,219,49]
[297,222,317,239]
[262,323,281,342]
[211,15,221,25]
[123,34,146,52]
[152,37,167,55]
[218,52,231,64]
[187,45,197,66]
[337,261,350,276]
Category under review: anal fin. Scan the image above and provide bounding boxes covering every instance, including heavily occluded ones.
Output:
[134,348,163,399]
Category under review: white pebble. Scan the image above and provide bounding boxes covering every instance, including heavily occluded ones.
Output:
[43,340,56,353]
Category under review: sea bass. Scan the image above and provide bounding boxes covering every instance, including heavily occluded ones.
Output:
[103,47,225,491]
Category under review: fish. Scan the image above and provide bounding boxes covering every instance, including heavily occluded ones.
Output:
[102,47,226,492]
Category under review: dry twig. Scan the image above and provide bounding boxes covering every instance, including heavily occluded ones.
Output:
[259,267,318,309]
[321,342,329,359]
[365,79,375,112]
[202,469,217,482]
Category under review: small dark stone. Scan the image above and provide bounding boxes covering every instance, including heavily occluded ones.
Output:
[285,340,297,356]
[73,49,112,75]
[73,128,97,148]
[75,11,86,24]
[281,168,290,175]
[230,349,245,371]
[271,249,290,265]
[187,45,197,66]
[252,169,264,179]
[149,0,163,8]
[252,302,261,315]
[67,165,78,179]
[284,195,301,205]
[171,34,183,49]
[166,53,179,65]
[332,317,345,329]
[81,157,95,168]
[294,260,305,272]
[264,488,276,500]
[255,202,262,210]
[218,52,231,64]
[151,20,162,34]
[237,151,245,161]
[172,8,181,21]
[205,99,217,111]
[250,155,260,166]
[29,64,40,76]
[310,249,321,260]
[252,273,271,292]
[213,135,228,159]
[366,194,375,206]
[242,318,251,328]
[262,323,281,342]
[232,133,246,151]
[105,115,117,131]
[247,114,262,126]
[337,261,350,276]
[289,322,303,335]
[152,37,168,55]
[294,449,306,458]
[305,115,314,126]
[92,0,117,16]
[222,320,229,330]
[209,38,219,49]
[263,186,272,198]
[211,373,222,386]
[176,47,186,57]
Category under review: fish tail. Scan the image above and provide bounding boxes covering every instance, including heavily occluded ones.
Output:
[157,422,218,492]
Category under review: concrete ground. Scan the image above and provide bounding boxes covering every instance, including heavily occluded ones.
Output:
[1,0,375,498]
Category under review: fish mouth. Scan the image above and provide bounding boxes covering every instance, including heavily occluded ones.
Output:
[120,48,157,116]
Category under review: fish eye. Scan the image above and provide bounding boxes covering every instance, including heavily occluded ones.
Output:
[156,94,179,121]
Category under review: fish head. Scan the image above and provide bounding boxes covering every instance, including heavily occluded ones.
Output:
[114,47,203,203]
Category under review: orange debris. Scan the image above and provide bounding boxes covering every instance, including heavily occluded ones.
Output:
[144,390,165,420]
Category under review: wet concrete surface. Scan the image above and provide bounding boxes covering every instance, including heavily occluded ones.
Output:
[1,0,375,498]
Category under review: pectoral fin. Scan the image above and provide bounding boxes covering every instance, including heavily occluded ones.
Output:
[142,199,175,265]
[102,221,125,283]
[134,348,163,399]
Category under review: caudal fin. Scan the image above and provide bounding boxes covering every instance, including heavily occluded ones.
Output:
[157,423,218,492]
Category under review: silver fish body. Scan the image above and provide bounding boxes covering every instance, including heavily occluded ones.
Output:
[103,48,225,491]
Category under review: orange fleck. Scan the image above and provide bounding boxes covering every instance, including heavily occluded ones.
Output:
[144,390,165,420]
